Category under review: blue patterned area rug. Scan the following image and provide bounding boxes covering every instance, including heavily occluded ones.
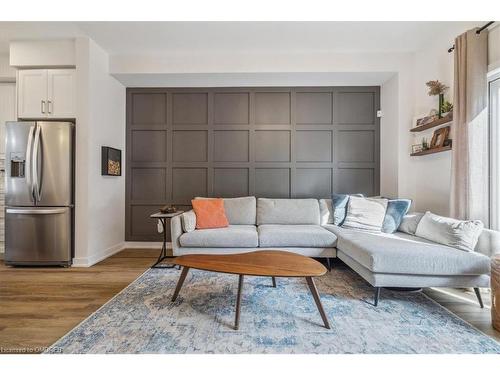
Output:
[47,264,500,354]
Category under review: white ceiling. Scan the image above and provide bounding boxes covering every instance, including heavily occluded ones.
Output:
[0,21,482,55]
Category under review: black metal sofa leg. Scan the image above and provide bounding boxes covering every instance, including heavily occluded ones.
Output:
[374,287,381,306]
[474,288,484,308]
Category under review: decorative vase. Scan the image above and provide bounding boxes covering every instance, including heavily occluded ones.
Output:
[438,93,444,119]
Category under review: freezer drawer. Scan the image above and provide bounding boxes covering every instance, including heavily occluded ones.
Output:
[5,207,72,266]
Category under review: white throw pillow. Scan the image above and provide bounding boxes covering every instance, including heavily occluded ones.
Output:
[181,210,196,233]
[415,211,484,252]
[398,212,425,234]
[342,196,388,232]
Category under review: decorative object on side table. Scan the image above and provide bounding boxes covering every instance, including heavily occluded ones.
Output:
[426,80,450,119]
[101,146,122,176]
[492,255,500,331]
[150,210,184,268]
[160,205,177,214]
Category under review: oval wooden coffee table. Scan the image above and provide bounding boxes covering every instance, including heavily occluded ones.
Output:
[169,250,330,330]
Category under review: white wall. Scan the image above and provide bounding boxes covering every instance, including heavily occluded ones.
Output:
[10,40,75,68]
[0,54,15,80]
[404,23,492,216]
[409,30,456,215]
[380,74,399,198]
[73,37,125,266]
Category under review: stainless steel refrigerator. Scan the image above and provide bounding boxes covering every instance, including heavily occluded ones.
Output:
[5,121,74,266]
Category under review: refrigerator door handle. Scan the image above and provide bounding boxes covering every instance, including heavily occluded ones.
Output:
[6,208,67,215]
[25,124,36,202]
[33,124,43,202]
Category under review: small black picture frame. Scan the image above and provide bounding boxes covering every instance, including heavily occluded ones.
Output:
[101,146,122,176]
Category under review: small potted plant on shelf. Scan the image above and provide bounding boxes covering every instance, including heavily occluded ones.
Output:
[421,137,429,150]
[426,80,449,119]
[441,100,453,118]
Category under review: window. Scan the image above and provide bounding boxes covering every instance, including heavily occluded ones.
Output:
[489,73,500,230]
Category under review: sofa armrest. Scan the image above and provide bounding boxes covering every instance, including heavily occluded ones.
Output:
[170,214,184,256]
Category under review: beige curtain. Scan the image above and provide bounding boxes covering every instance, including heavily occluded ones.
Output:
[449,28,489,224]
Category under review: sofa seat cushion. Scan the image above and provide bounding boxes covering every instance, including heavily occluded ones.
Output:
[258,225,337,248]
[179,225,258,248]
[323,225,490,276]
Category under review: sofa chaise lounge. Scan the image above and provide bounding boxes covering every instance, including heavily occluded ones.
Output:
[170,196,500,306]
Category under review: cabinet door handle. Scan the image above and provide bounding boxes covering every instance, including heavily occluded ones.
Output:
[47,100,52,114]
[41,100,46,114]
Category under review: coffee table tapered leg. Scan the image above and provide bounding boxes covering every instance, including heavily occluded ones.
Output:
[305,276,331,329]
[272,277,277,288]
[171,267,190,302]
[235,274,244,330]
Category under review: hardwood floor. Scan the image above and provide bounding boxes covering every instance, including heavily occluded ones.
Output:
[0,249,498,353]
[0,249,157,353]
[423,287,500,340]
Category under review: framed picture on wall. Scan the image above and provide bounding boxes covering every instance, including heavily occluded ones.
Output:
[430,126,450,149]
[101,146,122,176]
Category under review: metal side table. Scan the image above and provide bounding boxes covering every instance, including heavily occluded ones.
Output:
[150,211,184,268]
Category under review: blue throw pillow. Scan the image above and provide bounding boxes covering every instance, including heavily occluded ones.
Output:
[382,199,412,233]
[332,193,364,225]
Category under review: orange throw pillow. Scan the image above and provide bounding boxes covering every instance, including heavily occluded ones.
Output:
[191,198,229,229]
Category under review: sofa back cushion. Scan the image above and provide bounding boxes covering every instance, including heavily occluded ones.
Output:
[415,211,484,252]
[195,196,256,225]
[257,198,320,225]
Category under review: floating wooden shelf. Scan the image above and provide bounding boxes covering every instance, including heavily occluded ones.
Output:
[410,145,452,156]
[410,116,453,132]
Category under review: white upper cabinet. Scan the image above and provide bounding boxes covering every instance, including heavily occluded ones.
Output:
[18,69,47,118]
[47,69,76,118]
[17,68,76,119]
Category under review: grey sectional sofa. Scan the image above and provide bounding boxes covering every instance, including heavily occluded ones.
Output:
[170,196,500,306]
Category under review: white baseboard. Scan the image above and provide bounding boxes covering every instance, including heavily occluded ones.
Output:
[72,242,126,268]
[123,241,166,249]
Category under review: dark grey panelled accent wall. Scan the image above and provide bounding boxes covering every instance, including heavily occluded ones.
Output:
[126,87,380,241]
